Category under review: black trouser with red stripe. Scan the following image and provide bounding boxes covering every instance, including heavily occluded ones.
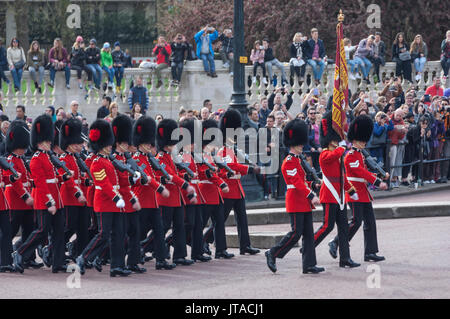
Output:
[223,198,251,249]
[140,208,166,261]
[269,212,316,270]
[125,211,141,266]
[87,206,98,241]
[0,210,13,266]
[202,203,227,252]
[10,210,35,259]
[17,209,65,268]
[314,203,350,261]
[80,212,125,269]
[161,206,187,259]
[184,205,204,258]
[332,202,379,255]
[64,206,90,257]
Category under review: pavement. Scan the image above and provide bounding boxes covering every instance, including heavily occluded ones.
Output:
[0,216,449,299]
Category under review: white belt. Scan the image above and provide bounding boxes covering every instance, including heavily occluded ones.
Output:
[190,179,200,184]
[228,176,241,180]
[322,174,345,210]
[199,180,212,184]
[0,182,4,188]
[46,179,57,183]
[6,182,30,188]
[74,180,81,185]
[287,185,295,189]
[95,185,120,190]
[347,177,366,183]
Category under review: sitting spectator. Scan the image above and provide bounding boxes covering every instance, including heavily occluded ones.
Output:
[7,37,26,91]
[104,102,119,123]
[200,107,210,121]
[289,33,307,82]
[97,95,111,119]
[344,38,358,80]
[85,39,102,90]
[250,40,267,84]
[401,113,421,185]
[112,42,125,92]
[367,111,393,166]
[48,38,71,89]
[128,76,149,112]
[392,32,413,84]
[153,36,171,88]
[27,40,45,93]
[304,28,326,85]
[194,26,218,77]
[124,48,132,68]
[258,97,271,127]
[388,108,408,187]
[369,32,386,83]
[218,29,233,76]
[70,36,90,90]
[100,42,115,91]
[425,77,444,98]
[441,30,450,78]
[410,34,428,82]
[262,39,287,86]
[0,37,10,88]
[170,34,188,85]
[354,34,375,84]
[131,103,143,121]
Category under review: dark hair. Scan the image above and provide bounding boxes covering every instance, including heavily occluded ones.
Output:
[375,31,382,36]
[0,114,9,122]
[10,37,20,48]
[46,106,55,116]
[203,99,211,107]
[267,115,275,121]
[102,95,112,105]
[247,107,257,116]
[16,105,25,113]
[394,32,405,45]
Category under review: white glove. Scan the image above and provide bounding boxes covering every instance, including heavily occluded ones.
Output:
[350,193,359,201]
[116,199,125,208]
[339,140,347,148]
[132,171,141,184]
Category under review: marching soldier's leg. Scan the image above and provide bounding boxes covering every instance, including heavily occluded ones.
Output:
[347,202,363,241]
[184,205,195,247]
[149,208,175,270]
[191,205,207,260]
[0,211,13,268]
[110,212,126,271]
[80,212,113,264]
[234,198,259,255]
[335,204,351,261]
[269,213,302,259]
[314,203,337,247]
[50,209,66,272]
[76,206,91,256]
[211,203,227,253]
[362,203,379,256]
[301,212,318,271]
[172,206,189,262]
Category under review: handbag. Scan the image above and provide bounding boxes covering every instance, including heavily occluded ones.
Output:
[14,59,25,69]
[398,51,411,61]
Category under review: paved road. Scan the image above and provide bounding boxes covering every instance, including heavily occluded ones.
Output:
[1,216,449,299]
[373,189,449,205]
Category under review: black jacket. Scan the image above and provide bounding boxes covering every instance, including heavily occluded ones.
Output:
[268,92,293,111]
[111,50,125,66]
[303,39,325,60]
[290,42,307,60]
[85,47,101,65]
[70,47,87,67]
[170,42,188,63]
[264,47,275,62]
[218,34,233,53]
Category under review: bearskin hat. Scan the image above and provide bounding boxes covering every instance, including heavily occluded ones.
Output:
[219,108,241,141]
[88,119,114,153]
[6,120,30,153]
[111,114,132,145]
[156,118,179,149]
[179,118,202,145]
[319,111,342,148]
[347,115,373,143]
[31,114,54,150]
[59,118,84,151]
[132,116,157,147]
[283,119,308,147]
[201,118,219,146]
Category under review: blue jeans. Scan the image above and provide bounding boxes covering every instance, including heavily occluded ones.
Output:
[114,66,124,87]
[50,65,71,85]
[200,54,215,74]
[171,61,184,82]
[11,67,23,89]
[414,57,427,73]
[28,66,45,86]
[102,66,115,84]
[354,56,372,79]
[347,59,358,73]
[0,64,10,87]
[86,64,102,87]
[307,59,325,80]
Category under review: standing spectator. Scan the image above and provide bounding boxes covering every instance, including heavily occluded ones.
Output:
[304,28,326,85]
[274,111,286,129]
[123,48,132,68]
[392,32,413,84]
[250,41,267,84]
[379,77,403,104]
[367,111,393,166]
[0,37,10,89]
[45,106,56,122]
[304,107,322,170]
[153,36,171,88]
[7,37,26,92]
[170,34,188,85]
[68,100,82,119]
[289,33,307,82]
[439,103,450,183]
[218,29,234,76]
[97,95,111,119]
[155,114,164,123]
[27,40,45,93]
[15,105,27,121]
[70,36,90,90]
[429,112,445,183]
[354,35,375,84]
[246,107,260,130]
[131,103,143,121]
[441,30,450,78]
[200,107,210,121]
[128,76,149,112]
[112,42,125,92]
[203,99,213,112]
[194,26,218,77]
[104,102,119,123]
[410,34,428,82]
[268,87,293,111]
[344,38,358,80]
[370,32,386,83]
[258,97,271,127]
[48,38,71,89]
[425,77,444,98]
[400,113,420,185]
[261,115,279,199]
[388,109,407,187]
[100,42,115,91]
[262,39,287,86]
[85,39,102,90]
[56,107,66,121]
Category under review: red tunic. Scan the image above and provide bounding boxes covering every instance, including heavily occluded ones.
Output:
[4,154,33,211]
[0,170,9,211]
[217,146,251,199]
[114,152,139,213]
[345,148,381,203]
[132,152,165,209]
[281,154,314,213]
[197,153,227,205]
[179,153,205,205]
[59,153,84,207]
[91,155,121,213]
[85,153,96,208]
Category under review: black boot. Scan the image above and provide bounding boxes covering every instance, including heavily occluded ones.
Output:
[76,256,86,275]
[303,266,325,274]
[240,246,260,255]
[173,258,195,266]
[328,240,338,259]
[12,251,24,274]
[126,265,147,273]
[92,256,103,272]
[25,260,44,269]
[155,260,176,270]
[339,258,361,268]
[203,242,212,255]
[110,267,132,277]
[215,250,235,259]
[42,246,51,268]
[192,255,212,262]
[364,253,385,262]
[0,265,16,273]
[52,265,68,273]
[265,250,277,273]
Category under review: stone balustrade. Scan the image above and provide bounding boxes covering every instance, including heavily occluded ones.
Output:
[0,60,446,123]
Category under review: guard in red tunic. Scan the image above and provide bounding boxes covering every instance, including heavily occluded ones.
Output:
[4,120,40,270]
[265,119,325,274]
[84,152,98,241]
[155,119,196,266]
[216,108,260,255]
[329,115,388,262]
[59,118,89,259]
[13,115,69,273]
[132,116,175,270]
[76,119,131,277]
[198,119,234,259]
[313,111,360,268]
[0,156,14,272]
[111,115,145,274]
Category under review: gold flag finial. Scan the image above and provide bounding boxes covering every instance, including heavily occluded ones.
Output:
[338,9,344,23]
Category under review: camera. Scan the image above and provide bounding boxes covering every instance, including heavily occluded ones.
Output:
[259,45,264,50]
[423,94,431,103]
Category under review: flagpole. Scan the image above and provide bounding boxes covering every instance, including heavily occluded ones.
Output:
[337,9,346,210]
